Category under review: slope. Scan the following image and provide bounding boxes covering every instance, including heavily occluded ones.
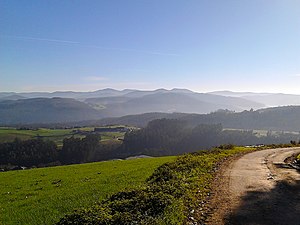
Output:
[0,98,102,125]
[0,156,174,225]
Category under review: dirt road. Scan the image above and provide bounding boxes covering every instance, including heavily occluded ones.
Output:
[209,148,300,225]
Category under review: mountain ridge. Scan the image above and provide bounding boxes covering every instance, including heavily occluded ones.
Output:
[0,88,299,125]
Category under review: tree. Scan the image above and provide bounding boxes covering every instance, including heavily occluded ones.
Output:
[60,134,101,164]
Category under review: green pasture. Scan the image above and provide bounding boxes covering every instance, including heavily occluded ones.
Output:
[0,156,175,225]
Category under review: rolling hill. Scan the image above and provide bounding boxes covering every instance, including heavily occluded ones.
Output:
[96,92,241,117]
[0,98,102,125]
[84,91,264,117]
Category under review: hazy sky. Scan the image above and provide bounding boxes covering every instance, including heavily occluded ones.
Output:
[1,0,300,93]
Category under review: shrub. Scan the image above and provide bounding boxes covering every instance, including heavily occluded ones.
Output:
[296,154,300,165]
[217,144,235,150]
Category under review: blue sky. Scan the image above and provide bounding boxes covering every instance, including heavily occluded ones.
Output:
[1,0,300,93]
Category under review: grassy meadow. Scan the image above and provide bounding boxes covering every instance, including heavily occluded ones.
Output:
[0,156,175,225]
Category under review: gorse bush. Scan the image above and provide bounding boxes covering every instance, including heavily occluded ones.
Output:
[217,143,235,150]
[56,146,255,225]
[296,154,300,166]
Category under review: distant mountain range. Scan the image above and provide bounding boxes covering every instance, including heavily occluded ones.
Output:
[209,90,300,106]
[0,88,133,100]
[0,88,299,125]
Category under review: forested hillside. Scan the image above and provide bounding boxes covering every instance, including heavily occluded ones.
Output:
[118,119,299,157]
[98,106,300,132]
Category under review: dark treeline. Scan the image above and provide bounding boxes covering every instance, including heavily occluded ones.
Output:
[60,134,100,164]
[119,119,300,157]
[0,139,58,168]
[0,134,119,170]
[95,106,300,132]
[1,118,299,170]
[6,105,300,132]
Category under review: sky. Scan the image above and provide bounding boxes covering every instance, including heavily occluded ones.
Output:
[1,0,300,94]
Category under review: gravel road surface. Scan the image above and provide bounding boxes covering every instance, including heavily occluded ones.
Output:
[208,147,300,225]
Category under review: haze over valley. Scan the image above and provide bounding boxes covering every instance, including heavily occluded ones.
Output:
[0,88,299,124]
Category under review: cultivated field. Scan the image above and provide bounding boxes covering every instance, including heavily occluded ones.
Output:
[0,156,175,225]
[0,127,127,146]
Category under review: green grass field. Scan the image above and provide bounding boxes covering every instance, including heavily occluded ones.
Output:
[0,127,127,146]
[0,156,175,225]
